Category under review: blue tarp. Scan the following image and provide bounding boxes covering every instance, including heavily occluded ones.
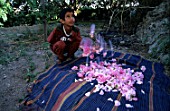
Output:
[21,51,170,111]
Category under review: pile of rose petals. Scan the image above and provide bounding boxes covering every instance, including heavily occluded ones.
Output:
[72,60,146,108]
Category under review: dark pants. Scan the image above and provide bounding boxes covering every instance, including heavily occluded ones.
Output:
[51,40,80,61]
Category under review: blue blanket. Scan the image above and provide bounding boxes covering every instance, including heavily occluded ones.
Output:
[21,51,170,111]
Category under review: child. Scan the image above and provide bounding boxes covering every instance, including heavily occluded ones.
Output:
[47,7,82,63]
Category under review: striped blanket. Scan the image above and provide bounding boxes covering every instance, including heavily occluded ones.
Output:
[22,51,170,111]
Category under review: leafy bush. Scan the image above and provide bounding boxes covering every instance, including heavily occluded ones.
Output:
[0,0,12,26]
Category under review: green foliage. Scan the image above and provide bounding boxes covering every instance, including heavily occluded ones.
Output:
[0,39,14,65]
[43,1,61,21]
[0,0,166,27]
[2,0,112,26]
[24,68,37,82]
[41,42,50,50]
[29,62,36,71]
[0,0,12,26]
[0,49,10,65]
[2,0,63,26]
[6,0,43,26]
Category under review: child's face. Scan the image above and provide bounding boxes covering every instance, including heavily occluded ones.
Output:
[62,12,75,27]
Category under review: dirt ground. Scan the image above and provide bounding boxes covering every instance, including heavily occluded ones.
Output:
[0,24,169,111]
[0,39,54,111]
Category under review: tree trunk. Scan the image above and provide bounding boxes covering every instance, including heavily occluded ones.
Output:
[41,0,47,41]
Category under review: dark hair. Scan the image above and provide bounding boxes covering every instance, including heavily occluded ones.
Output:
[59,7,74,20]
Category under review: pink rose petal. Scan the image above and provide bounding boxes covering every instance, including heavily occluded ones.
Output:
[125,104,134,108]
[114,100,121,106]
[103,52,107,57]
[78,79,83,81]
[141,89,145,94]
[99,90,104,95]
[90,54,94,59]
[85,92,91,97]
[132,97,138,101]
[141,66,146,72]
[107,98,113,102]
[74,79,78,82]
[71,66,78,70]
[90,83,94,85]
[96,107,100,111]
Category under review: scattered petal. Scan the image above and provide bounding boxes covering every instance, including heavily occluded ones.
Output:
[78,79,83,81]
[141,66,146,72]
[112,89,118,92]
[125,104,134,108]
[90,54,94,59]
[103,52,107,57]
[71,66,78,70]
[75,79,78,82]
[93,87,100,93]
[99,90,104,95]
[90,83,94,85]
[132,97,138,101]
[96,107,100,111]
[41,100,45,104]
[85,92,91,97]
[114,100,121,106]
[137,81,143,84]
[107,98,113,102]
[111,59,116,62]
[122,63,126,66]
[141,89,145,94]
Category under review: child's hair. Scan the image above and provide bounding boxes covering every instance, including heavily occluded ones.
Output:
[59,7,74,20]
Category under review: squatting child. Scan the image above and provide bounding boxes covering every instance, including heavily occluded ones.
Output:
[47,7,82,63]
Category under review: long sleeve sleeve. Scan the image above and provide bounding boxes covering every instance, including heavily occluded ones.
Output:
[47,28,57,44]
[75,31,82,42]
[71,28,82,43]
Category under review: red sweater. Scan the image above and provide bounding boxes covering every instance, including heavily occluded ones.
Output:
[47,23,82,45]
